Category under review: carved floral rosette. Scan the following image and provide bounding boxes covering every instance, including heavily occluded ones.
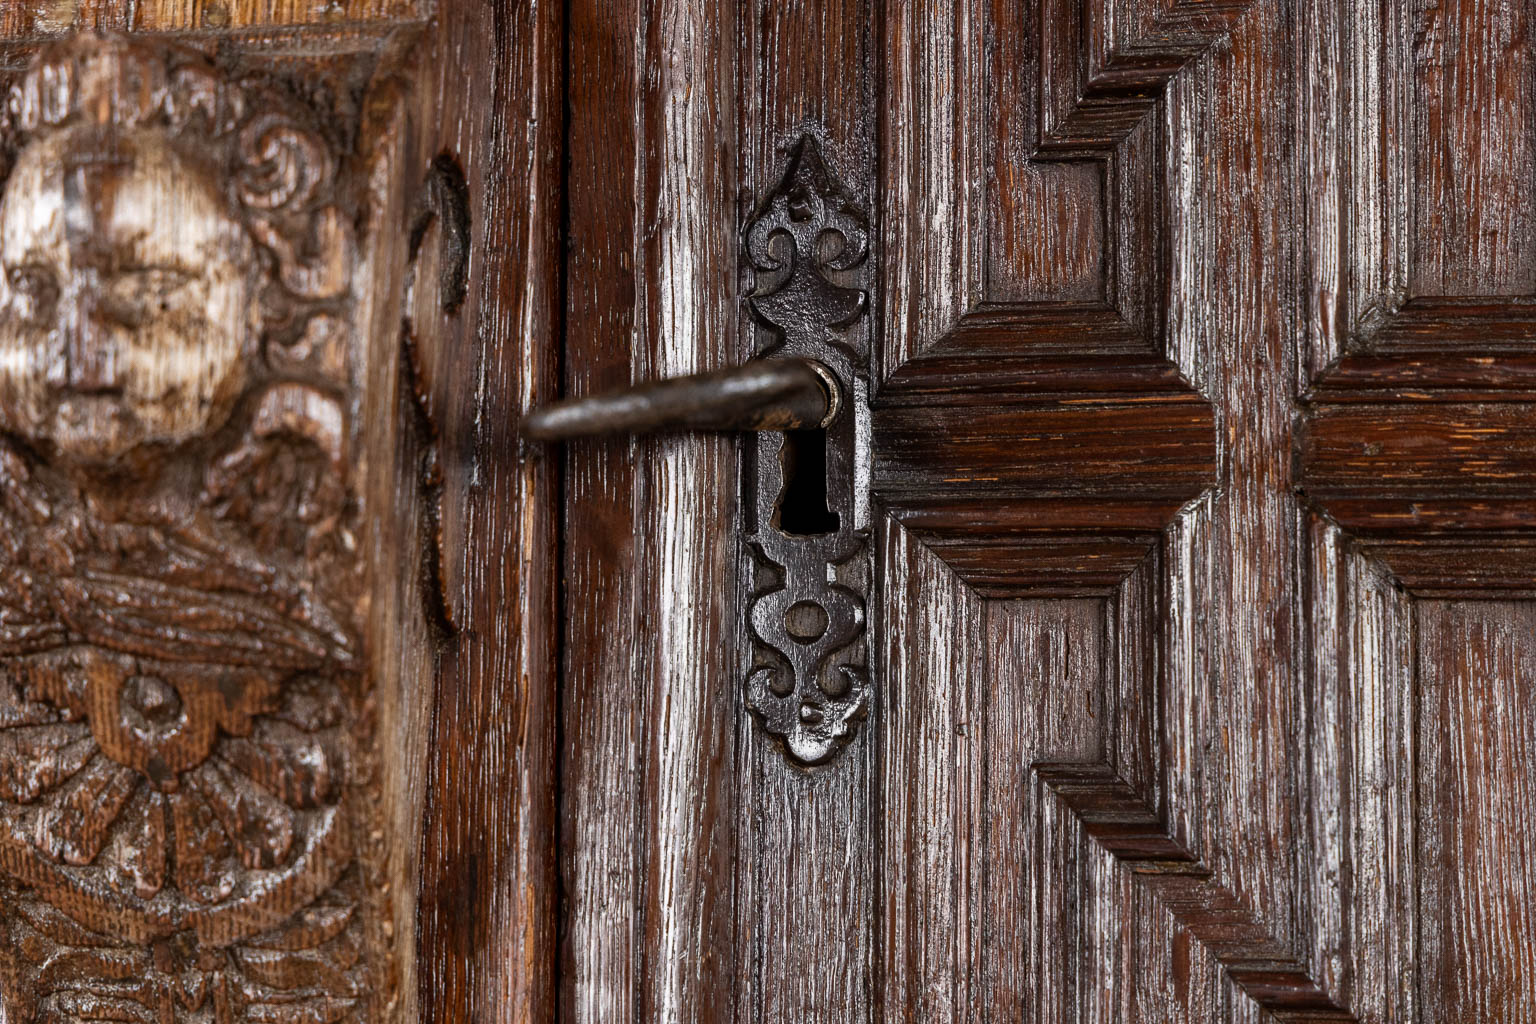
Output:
[0,35,383,1024]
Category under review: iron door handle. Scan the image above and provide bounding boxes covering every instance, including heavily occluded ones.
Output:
[520,357,839,440]
[529,136,872,768]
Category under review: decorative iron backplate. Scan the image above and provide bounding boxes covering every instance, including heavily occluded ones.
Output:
[743,136,871,766]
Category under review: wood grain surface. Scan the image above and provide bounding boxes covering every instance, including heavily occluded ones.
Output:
[0,0,425,36]
[396,5,562,1024]
[735,3,879,1021]
[0,31,439,1024]
[1415,601,1536,1023]
[0,0,1528,1018]
[561,1,740,1023]
[545,0,1536,1016]
[868,0,1536,1017]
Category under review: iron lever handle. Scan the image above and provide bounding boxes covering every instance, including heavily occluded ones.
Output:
[520,357,839,441]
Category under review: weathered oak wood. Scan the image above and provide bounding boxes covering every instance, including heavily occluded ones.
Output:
[2,0,1531,1019]
[875,388,1215,595]
[734,2,879,1022]
[0,0,425,36]
[0,28,464,1024]
[403,6,563,1024]
[1298,402,1536,535]
[561,2,739,1023]
[1415,601,1536,1023]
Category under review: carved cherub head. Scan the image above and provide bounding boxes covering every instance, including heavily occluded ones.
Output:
[0,34,347,466]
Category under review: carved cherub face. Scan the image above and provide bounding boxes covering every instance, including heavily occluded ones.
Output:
[0,125,257,463]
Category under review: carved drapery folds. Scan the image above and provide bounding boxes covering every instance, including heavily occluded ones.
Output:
[0,34,383,1023]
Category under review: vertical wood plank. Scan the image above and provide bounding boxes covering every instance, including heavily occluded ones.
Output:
[737,4,876,1023]
[986,599,1105,1021]
[879,0,1114,372]
[878,0,981,371]
[562,1,643,1021]
[1340,536,1417,1023]
[633,2,740,1020]
[1162,0,1301,951]
[880,519,1112,1023]
[412,3,562,1022]
[878,522,985,1023]
[562,0,740,1021]
[1415,601,1536,1023]
[988,0,1104,305]
[1411,0,1535,298]
[1302,512,1419,1022]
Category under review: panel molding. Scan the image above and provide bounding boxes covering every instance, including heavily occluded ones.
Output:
[878,0,1261,382]
[1038,0,1257,156]
[879,0,1165,375]
[873,0,1234,594]
[1301,0,1536,377]
[1035,763,1357,1022]
[874,375,1215,597]
[1297,391,1536,595]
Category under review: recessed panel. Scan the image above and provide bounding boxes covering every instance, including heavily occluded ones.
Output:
[1410,0,1535,299]
[1415,600,1536,1022]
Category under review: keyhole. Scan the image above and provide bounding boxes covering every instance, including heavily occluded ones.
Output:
[775,428,839,536]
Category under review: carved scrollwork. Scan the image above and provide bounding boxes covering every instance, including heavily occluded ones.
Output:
[236,111,334,212]
[743,137,872,766]
[0,34,381,1023]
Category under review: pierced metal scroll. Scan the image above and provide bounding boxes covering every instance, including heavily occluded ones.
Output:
[743,136,872,766]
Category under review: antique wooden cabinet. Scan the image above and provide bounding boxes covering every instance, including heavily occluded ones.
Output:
[0,0,1529,1022]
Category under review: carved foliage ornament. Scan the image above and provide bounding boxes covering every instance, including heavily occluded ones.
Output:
[0,34,379,1023]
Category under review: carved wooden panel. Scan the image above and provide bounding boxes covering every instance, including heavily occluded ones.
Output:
[0,33,368,1024]
[872,0,1256,1009]
[0,35,389,1022]
[1289,1,1536,1018]
[0,18,530,1020]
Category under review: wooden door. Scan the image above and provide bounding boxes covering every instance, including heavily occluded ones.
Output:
[561,0,1536,1022]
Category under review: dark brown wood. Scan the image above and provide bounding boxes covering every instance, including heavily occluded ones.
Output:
[0,0,1531,1018]
[871,0,1534,1016]
[1298,401,1536,537]
[561,2,739,1023]
[402,5,563,1024]
[0,0,425,35]
[1414,601,1536,1022]
[1036,763,1357,1022]
[1293,0,1536,601]
[736,2,878,1018]
[552,0,1536,1017]
[875,387,1215,594]
[1036,0,1257,155]
[0,25,483,1024]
